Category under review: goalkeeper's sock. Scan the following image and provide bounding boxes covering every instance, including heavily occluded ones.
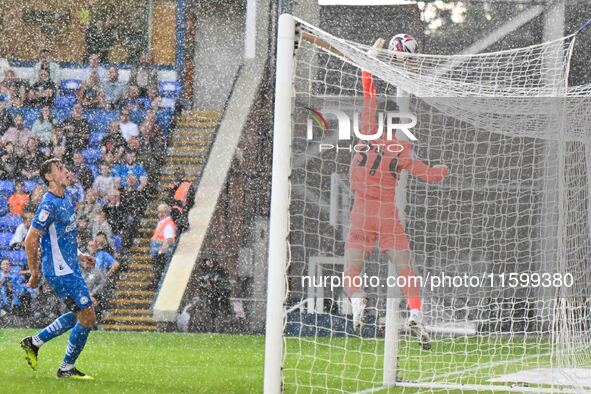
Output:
[400,267,422,310]
[36,312,78,346]
[344,267,362,298]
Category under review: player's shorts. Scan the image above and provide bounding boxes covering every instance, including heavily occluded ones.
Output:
[45,274,93,312]
[345,197,409,253]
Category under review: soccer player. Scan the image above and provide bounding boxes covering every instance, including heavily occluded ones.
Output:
[20,158,97,379]
[344,37,448,349]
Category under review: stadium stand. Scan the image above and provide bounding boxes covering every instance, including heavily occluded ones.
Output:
[100,109,220,331]
[0,61,179,324]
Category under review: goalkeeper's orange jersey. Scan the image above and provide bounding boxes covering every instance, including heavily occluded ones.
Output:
[350,71,447,201]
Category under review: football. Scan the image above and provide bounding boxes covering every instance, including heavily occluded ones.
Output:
[388,33,418,59]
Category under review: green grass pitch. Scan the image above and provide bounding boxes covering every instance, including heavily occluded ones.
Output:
[0,328,556,393]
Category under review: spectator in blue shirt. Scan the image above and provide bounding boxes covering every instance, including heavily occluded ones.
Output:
[112,150,148,191]
[87,240,119,278]
[0,258,35,314]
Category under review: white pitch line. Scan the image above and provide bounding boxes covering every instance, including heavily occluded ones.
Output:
[350,349,557,394]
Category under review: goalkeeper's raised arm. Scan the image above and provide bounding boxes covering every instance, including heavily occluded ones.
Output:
[398,145,449,183]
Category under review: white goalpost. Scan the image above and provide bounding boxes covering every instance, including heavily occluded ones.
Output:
[265,13,591,393]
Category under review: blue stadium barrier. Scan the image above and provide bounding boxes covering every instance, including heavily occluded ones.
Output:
[0,216,22,231]
[53,95,77,111]
[60,79,82,95]
[82,148,101,165]
[89,131,106,148]
[0,232,12,249]
[0,180,14,196]
[158,81,182,98]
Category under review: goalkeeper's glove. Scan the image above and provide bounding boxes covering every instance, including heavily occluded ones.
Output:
[367,38,385,58]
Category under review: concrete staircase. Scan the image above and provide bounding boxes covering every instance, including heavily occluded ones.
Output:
[100,109,221,331]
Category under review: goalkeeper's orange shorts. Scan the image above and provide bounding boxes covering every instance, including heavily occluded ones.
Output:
[345,197,410,253]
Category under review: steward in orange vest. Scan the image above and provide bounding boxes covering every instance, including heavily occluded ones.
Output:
[150,204,177,258]
[165,169,195,234]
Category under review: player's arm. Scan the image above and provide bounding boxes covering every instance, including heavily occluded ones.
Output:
[24,227,42,289]
[27,202,55,288]
[78,249,96,266]
[398,146,449,183]
[107,259,120,277]
[358,38,385,138]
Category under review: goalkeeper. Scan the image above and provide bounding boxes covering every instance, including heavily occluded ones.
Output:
[344,37,448,350]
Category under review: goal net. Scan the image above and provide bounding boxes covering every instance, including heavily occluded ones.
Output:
[265,14,591,393]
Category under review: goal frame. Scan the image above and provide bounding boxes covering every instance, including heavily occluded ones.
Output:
[263,14,404,393]
[264,13,588,394]
[264,13,296,394]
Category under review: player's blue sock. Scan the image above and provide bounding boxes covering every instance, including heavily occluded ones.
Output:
[34,312,77,346]
[62,322,91,367]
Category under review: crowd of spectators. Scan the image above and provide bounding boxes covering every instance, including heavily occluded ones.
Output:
[0,50,179,325]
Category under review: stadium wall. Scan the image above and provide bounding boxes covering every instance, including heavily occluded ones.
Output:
[153,0,273,325]
[0,0,150,63]
[191,0,247,109]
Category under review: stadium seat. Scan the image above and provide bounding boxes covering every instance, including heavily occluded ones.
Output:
[89,164,99,178]
[89,131,106,148]
[0,232,12,249]
[0,180,14,196]
[53,108,71,124]
[113,234,122,253]
[138,97,151,109]
[0,250,26,263]
[0,197,7,215]
[60,79,82,95]
[54,95,77,110]
[157,109,173,133]
[0,216,22,231]
[85,109,109,133]
[8,108,39,128]
[86,109,119,133]
[9,265,21,275]
[21,108,40,128]
[24,181,37,193]
[159,97,176,109]
[130,109,146,125]
[158,81,182,98]
[82,148,101,165]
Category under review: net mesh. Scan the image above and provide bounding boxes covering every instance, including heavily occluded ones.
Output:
[280,17,591,393]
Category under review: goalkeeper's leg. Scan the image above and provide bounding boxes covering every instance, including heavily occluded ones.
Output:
[386,249,431,350]
[343,247,369,332]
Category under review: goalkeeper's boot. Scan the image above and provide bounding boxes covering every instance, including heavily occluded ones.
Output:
[20,336,39,370]
[351,294,367,333]
[57,367,94,380]
[408,311,431,350]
